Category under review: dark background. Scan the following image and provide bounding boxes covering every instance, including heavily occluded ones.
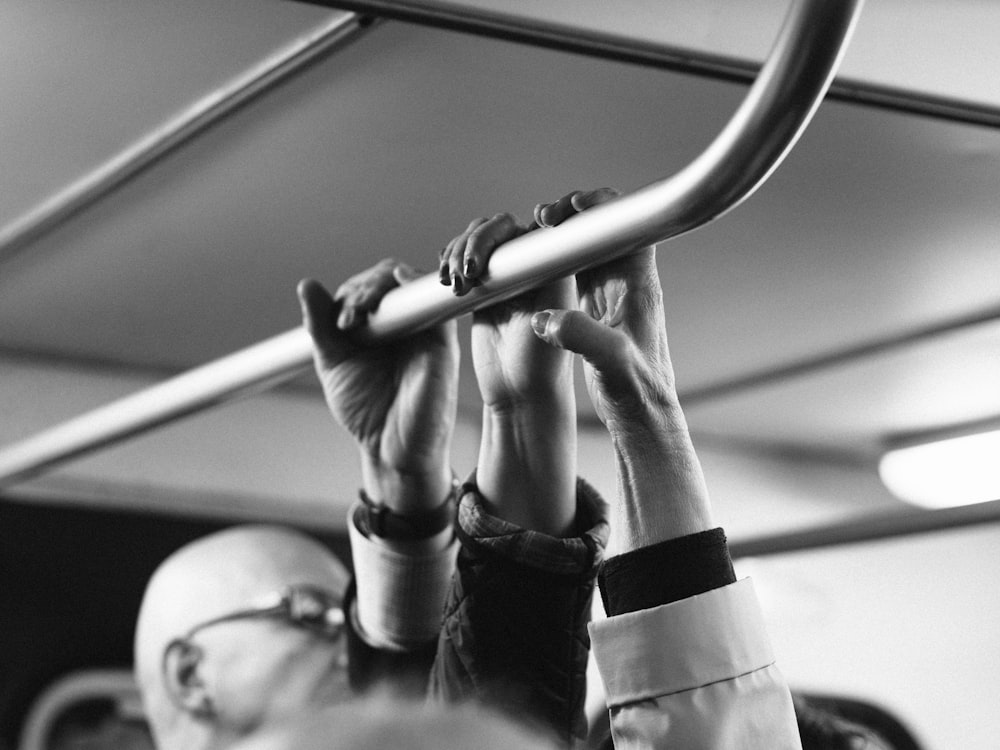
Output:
[0,497,351,749]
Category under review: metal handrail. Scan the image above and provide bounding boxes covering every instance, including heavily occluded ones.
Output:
[0,0,864,488]
[0,12,373,268]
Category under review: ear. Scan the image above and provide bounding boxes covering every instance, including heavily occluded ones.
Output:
[162,638,216,719]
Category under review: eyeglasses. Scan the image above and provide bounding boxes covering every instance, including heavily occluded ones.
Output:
[160,584,346,710]
[176,584,346,643]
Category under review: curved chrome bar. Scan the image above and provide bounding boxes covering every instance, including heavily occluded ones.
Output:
[364,0,863,339]
[0,0,863,488]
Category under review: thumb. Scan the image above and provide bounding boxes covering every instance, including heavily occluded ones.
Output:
[530,308,631,379]
[391,260,423,285]
[297,278,353,369]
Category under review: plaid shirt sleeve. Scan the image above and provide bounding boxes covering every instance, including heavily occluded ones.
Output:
[456,473,610,575]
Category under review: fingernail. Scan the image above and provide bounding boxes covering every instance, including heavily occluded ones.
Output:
[533,204,548,227]
[451,273,464,295]
[530,311,551,336]
[464,257,477,276]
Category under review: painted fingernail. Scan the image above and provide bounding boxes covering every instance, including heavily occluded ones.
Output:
[451,272,464,295]
[464,257,477,276]
[439,265,450,285]
[530,311,551,336]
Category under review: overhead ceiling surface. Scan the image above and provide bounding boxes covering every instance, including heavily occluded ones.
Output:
[0,1,332,218]
[0,0,998,495]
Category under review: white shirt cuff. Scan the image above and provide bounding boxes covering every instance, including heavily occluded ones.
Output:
[590,577,774,706]
[348,500,458,651]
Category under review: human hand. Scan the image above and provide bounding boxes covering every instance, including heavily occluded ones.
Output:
[438,211,577,536]
[439,215,575,412]
[528,189,679,439]
[297,260,459,513]
[528,189,713,549]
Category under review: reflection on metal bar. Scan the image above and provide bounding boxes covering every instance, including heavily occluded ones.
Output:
[301,0,1000,130]
[730,498,1000,558]
[0,0,863,489]
[0,12,374,268]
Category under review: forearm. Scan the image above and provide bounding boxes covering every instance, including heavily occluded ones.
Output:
[594,528,798,750]
[352,450,459,651]
[597,402,796,747]
[476,396,577,537]
[607,400,714,554]
[347,496,458,652]
[359,451,454,518]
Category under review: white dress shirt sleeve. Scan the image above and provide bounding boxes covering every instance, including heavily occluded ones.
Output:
[590,578,802,750]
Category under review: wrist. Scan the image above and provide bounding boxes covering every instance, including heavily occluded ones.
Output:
[359,454,454,516]
[477,406,577,537]
[482,385,575,420]
[357,485,457,544]
[608,428,715,554]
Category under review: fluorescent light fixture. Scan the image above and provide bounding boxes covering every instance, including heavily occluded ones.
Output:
[879,429,1000,508]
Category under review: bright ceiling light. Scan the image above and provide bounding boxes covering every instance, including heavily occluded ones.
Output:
[878,429,1000,509]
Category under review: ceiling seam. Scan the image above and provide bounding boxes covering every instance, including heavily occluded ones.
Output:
[729,497,1000,558]
[1,475,345,530]
[299,0,1000,129]
[678,302,1000,405]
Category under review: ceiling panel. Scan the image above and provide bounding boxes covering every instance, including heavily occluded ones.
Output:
[684,320,1000,458]
[0,0,333,220]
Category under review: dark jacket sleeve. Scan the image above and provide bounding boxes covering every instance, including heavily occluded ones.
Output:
[428,478,609,748]
[343,577,438,699]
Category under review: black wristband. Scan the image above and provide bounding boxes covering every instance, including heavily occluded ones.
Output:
[598,527,735,617]
[358,483,458,541]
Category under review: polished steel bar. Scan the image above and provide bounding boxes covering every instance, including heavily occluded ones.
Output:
[0,329,314,489]
[0,12,374,268]
[362,0,864,339]
[0,0,863,489]
[729,498,1000,558]
[302,0,1000,130]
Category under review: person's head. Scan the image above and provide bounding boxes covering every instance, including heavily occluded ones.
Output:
[134,525,351,750]
[794,695,896,750]
[231,697,555,750]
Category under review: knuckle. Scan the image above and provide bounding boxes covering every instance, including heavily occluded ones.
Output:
[466,225,494,252]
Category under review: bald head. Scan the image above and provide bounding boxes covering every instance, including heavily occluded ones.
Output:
[135,525,351,750]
